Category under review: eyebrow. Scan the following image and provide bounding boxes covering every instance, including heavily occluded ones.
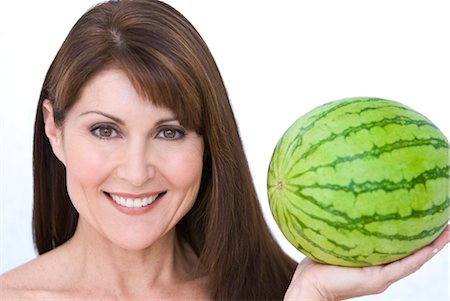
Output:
[79,110,179,126]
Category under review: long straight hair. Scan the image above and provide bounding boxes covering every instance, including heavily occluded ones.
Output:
[33,1,296,299]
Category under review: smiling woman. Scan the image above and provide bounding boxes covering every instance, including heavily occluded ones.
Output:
[1,1,297,299]
[1,0,449,300]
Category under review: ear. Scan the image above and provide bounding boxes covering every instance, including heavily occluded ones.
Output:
[42,99,66,164]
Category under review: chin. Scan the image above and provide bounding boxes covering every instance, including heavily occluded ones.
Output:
[104,228,176,252]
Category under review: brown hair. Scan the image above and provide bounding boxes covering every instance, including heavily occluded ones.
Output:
[33,0,296,299]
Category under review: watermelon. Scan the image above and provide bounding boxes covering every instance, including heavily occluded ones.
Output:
[267,97,449,267]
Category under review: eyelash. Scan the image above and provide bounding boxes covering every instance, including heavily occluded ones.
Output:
[89,124,186,141]
[157,126,186,140]
[90,124,120,140]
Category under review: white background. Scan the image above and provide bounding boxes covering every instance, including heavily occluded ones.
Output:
[1,1,449,300]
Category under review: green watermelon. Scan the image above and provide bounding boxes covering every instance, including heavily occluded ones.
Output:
[267,97,449,267]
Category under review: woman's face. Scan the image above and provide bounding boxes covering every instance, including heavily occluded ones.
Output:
[46,68,204,250]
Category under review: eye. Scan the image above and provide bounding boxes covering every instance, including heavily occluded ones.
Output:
[91,124,119,139]
[157,127,185,140]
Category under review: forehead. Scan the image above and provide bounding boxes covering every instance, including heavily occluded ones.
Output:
[80,68,142,103]
[70,68,176,119]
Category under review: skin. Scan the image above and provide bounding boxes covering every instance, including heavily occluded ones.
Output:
[0,68,449,300]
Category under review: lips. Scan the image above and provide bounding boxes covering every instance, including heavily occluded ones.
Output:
[104,191,165,208]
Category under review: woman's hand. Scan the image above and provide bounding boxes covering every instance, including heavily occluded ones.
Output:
[284,224,450,301]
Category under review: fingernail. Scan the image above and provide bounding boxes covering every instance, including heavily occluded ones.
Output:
[432,248,439,254]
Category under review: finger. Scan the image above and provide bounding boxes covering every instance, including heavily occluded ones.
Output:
[293,257,316,281]
[381,224,450,284]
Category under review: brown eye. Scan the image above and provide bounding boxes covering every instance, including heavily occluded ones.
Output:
[91,125,119,139]
[99,127,113,137]
[158,127,185,140]
[163,129,177,138]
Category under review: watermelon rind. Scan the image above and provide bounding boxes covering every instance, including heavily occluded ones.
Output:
[268,97,449,267]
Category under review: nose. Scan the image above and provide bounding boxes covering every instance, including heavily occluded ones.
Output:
[116,139,155,187]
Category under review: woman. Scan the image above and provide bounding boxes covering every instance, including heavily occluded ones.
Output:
[1,1,448,300]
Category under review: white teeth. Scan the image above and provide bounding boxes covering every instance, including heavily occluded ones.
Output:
[134,199,142,208]
[109,193,159,208]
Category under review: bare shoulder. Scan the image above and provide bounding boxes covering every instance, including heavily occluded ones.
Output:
[0,247,69,297]
[1,258,39,288]
[0,259,44,299]
[0,285,57,300]
[0,285,75,301]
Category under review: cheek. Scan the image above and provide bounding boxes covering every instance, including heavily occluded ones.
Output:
[158,142,204,191]
[62,136,113,197]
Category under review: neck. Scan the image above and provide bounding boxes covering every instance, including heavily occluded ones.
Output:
[61,218,197,298]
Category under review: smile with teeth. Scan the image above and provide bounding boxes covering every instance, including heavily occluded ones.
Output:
[108,193,160,208]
